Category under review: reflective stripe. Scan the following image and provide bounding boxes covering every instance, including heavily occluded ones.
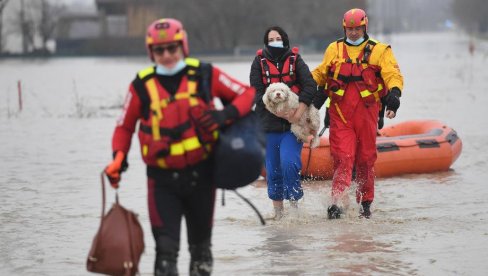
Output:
[185,57,200,68]
[156,158,168,168]
[335,89,345,96]
[138,66,155,79]
[169,136,202,156]
[170,143,185,155]
[325,97,331,108]
[182,136,201,151]
[359,83,383,102]
[142,145,149,156]
[146,78,162,140]
[360,90,373,97]
[334,103,347,124]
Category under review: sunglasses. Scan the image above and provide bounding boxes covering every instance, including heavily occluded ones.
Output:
[152,44,180,55]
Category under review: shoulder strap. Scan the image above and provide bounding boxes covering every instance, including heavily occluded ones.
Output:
[137,66,155,81]
[259,56,271,85]
[197,62,212,104]
[362,40,377,63]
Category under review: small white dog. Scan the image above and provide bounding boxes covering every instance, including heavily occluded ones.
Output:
[263,82,321,148]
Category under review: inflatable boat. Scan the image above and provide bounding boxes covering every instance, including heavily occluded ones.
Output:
[301,120,462,179]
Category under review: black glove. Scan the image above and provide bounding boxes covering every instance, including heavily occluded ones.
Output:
[378,98,386,129]
[312,86,328,109]
[195,105,239,133]
[324,107,330,128]
[319,107,330,137]
[384,87,401,113]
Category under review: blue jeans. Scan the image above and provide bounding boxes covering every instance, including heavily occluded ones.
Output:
[265,131,303,201]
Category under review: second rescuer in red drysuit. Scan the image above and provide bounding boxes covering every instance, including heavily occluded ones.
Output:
[312,8,404,219]
[105,18,255,276]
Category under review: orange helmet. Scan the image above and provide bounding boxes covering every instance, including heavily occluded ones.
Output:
[343,8,368,31]
[145,18,189,60]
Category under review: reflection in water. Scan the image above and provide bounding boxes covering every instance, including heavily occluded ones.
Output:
[251,226,306,275]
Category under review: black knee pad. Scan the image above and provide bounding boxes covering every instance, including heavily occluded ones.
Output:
[189,240,213,276]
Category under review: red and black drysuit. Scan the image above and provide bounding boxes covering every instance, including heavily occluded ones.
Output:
[111,60,255,273]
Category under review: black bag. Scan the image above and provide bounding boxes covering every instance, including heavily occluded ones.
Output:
[87,173,145,276]
[214,111,265,189]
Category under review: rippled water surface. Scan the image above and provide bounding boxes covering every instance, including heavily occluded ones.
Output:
[1,32,488,275]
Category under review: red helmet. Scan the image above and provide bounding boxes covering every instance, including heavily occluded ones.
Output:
[145,18,189,60]
[343,8,368,31]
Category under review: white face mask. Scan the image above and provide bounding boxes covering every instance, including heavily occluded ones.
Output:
[155,59,187,76]
[268,41,284,48]
[346,36,365,46]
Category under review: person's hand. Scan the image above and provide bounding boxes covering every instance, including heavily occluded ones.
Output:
[384,87,401,119]
[289,102,307,124]
[192,105,239,133]
[275,108,296,121]
[196,110,227,132]
[104,151,126,189]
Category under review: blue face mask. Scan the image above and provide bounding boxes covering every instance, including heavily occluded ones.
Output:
[156,59,187,76]
[268,41,284,48]
[346,36,365,46]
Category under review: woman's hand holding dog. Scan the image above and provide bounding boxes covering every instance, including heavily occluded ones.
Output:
[275,108,296,121]
[288,102,307,124]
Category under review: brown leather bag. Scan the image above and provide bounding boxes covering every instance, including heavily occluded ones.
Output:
[87,172,145,276]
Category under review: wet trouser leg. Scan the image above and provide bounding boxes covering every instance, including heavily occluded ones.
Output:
[329,112,356,203]
[265,132,303,201]
[183,179,215,276]
[353,104,378,203]
[148,174,216,276]
[148,177,182,276]
[280,132,303,201]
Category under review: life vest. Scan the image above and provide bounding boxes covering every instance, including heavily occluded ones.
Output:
[136,58,218,169]
[256,47,301,93]
[326,39,387,105]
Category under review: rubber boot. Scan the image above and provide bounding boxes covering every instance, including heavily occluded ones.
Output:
[327,204,343,219]
[155,236,179,276]
[189,240,213,276]
[359,201,372,219]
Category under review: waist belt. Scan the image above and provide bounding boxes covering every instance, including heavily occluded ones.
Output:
[328,71,381,83]
[140,120,192,141]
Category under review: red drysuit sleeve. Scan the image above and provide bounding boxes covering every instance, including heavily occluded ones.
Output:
[112,85,142,154]
[210,66,255,117]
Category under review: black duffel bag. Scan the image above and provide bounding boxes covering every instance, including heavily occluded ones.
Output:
[214,111,265,190]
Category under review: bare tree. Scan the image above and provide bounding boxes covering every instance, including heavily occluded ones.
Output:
[0,0,9,53]
[35,0,65,53]
[16,0,35,53]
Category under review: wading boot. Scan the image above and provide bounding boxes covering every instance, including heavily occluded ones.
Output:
[189,241,213,276]
[155,256,178,276]
[155,236,179,276]
[359,201,372,219]
[327,204,343,219]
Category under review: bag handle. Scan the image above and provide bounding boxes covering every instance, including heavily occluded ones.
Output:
[100,171,119,221]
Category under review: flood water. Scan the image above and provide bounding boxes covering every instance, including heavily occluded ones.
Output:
[1,32,488,275]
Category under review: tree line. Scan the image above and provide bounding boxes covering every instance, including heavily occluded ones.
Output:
[158,0,362,53]
[0,0,64,55]
[452,0,488,34]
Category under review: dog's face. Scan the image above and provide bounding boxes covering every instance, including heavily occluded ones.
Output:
[263,82,291,107]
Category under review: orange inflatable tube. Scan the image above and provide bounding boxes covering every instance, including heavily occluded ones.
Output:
[301,120,462,179]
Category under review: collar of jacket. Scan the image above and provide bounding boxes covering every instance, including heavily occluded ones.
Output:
[263,46,292,62]
[344,34,370,47]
